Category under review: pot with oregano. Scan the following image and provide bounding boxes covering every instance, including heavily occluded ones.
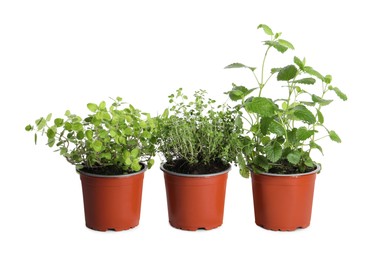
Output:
[25,97,157,231]
[157,88,242,231]
[225,24,347,231]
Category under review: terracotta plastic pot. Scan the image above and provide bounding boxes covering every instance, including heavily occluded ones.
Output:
[78,164,145,231]
[161,163,229,231]
[251,165,320,231]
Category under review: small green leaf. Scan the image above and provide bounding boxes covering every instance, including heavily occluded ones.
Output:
[224,63,256,71]
[261,136,271,145]
[77,131,85,140]
[287,128,297,144]
[46,113,52,122]
[271,67,281,74]
[92,140,103,152]
[292,77,316,85]
[293,105,316,124]
[278,39,294,50]
[324,75,332,84]
[310,141,323,155]
[303,66,324,81]
[147,159,155,169]
[253,155,270,172]
[102,153,111,160]
[47,128,55,139]
[287,151,301,164]
[54,118,64,127]
[99,101,106,110]
[312,94,333,106]
[269,120,285,136]
[265,142,282,163]
[277,65,298,81]
[125,157,132,165]
[72,122,83,131]
[304,157,314,167]
[132,159,141,171]
[264,41,288,53]
[64,122,72,131]
[87,103,98,112]
[47,138,55,147]
[260,117,272,135]
[36,118,47,131]
[296,127,315,141]
[257,24,273,36]
[85,130,93,139]
[317,109,324,124]
[329,86,348,101]
[329,130,341,143]
[65,110,71,116]
[246,97,276,117]
[131,148,139,158]
[294,56,304,70]
[25,124,32,131]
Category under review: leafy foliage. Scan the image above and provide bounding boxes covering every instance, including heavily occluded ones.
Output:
[225,24,347,176]
[25,97,157,174]
[156,88,242,174]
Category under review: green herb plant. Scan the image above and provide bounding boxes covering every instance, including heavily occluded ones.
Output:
[225,24,347,177]
[25,97,156,175]
[157,88,242,174]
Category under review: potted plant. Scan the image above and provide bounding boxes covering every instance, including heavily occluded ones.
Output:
[25,97,156,231]
[157,88,242,231]
[225,24,347,230]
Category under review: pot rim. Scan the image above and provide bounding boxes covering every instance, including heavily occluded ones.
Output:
[77,163,147,178]
[251,164,321,177]
[160,162,231,178]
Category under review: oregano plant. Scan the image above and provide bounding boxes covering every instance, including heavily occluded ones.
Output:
[25,97,157,175]
[225,24,347,177]
[157,88,242,174]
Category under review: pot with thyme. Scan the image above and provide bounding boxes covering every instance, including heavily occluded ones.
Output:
[225,24,347,230]
[25,97,157,231]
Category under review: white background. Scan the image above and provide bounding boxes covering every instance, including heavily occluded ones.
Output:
[1,0,376,259]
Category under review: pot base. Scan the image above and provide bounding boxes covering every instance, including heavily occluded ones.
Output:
[169,221,222,231]
[256,223,310,231]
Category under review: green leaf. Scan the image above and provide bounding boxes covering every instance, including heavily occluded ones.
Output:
[265,142,282,163]
[34,133,37,144]
[260,117,272,135]
[278,39,294,50]
[246,97,276,117]
[72,122,83,131]
[46,113,52,122]
[54,118,64,127]
[92,140,103,152]
[257,24,273,35]
[65,110,71,116]
[292,77,316,85]
[304,157,314,167]
[287,151,301,164]
[125,157,132,166]
[47,138,55,147]
[269,120,285,136]
[324,74,332,84]
[264,41,288,53]
[47,128,55,139]
[224,63,256,71]
[102,153,111,160]
[99,101,106,110]
[277,65,298,81]
[25,124,32,131]
[317,109,324,124]
[287,128,297,144]
[293,105,316,124]
[253,155,270,172]
[147,159,155,169]
[132,159,141,171]
[329,130,341,143]
[329,86,348,101]
[77,131,85,140]
[310,141,323,155]
[271,67,281,74]
[261,136,271,145]
[294,56,304,70]
[131,148,139,158]
[64,122,72,131]
[36,118,46,131]
[303,66,324,81]
[296,126,315,141]
[85,130,93,139]
[87,103,98,112]
[312,94,333,106]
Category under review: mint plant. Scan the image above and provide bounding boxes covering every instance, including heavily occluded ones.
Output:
[25,97,157,175]
[225,24,347,177]
[157,88,242,174]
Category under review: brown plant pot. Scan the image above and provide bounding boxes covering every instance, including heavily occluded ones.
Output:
[161,163,229,231]
[78,164,145,231]
[251,165,320,231]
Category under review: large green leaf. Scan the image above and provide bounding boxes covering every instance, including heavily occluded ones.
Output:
[245,97,277,117]
[257,24,273,35]
[277,65,298,81]
[293,105,316,124]
[296,126,315,141]
[260,117,272,135]
[253,155,270,172]
[303,66,324,81]
[87,103,98,112]
[265,142,282,163]
[264,41,288,53]
[329,86,348,101]
[292,77,316,85]
[224,63,256,71]
[294,56,304,70]
[269,120,285,136]
[312,94,333,106]
[278,39,294,50]
[92,140,103,152]
[287,151,301,164]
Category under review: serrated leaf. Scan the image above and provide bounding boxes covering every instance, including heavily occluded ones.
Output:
[287,151,301,164]
[312,94,333,106]
[257,24,273,35]
[87,103,98,112]
[260,117,272,135]
[310,141,323,155]
[278,39,294,50]
[296,127,315,141]
[265,142,282,163]
[224,63,256,71]
[293,105,316,124]
[303,66,324,81]
[329,130,341,143]
[294,56,304,70]
[245,97,277,117]
[229,84,249,101]
[264,41,288,53]
[317,109,324,124]
[329,86,348,101]
[277,65,298,81]
[271,67,281,74]
[253,155,270,172]
[269,120,285,136]
[292,77,316,85]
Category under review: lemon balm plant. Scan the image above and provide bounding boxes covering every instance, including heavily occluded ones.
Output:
[25,97,157,231]
[225,24,347,230]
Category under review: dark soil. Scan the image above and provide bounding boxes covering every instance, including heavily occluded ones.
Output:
[267,162,316,175]
[80,165,135,176]
[164,158,230,175]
